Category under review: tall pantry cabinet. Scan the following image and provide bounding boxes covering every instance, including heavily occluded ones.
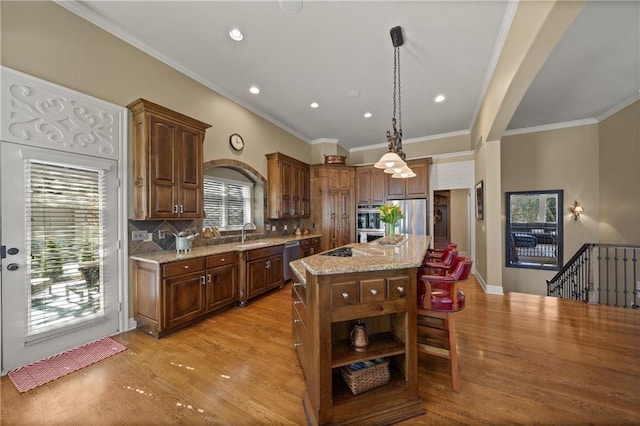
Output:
[310,165,355,252]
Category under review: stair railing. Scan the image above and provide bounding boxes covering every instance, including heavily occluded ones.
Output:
[547,243,640,308]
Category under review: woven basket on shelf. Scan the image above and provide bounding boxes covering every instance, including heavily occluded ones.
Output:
[340,359,390,395]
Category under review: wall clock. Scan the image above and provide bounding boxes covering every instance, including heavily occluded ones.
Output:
[229,133,244,151]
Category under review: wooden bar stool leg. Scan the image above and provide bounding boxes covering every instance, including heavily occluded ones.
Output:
[446,312,460,392]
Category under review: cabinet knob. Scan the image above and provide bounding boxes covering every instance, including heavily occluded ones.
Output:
[293,282,301,287]
[341,292,350,299]
[207,274,212,284]
[370,288,378,295]
[220,258,224,262]
[179,205,184,214]
[184,265,189,269]
[294,342,302,348]
[294,300,303,305]
[396,285,405,293]
[200,276,206,285]
[294,319,302,324]
[174,205,179,214]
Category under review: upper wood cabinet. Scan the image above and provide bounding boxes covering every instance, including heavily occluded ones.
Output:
[266,152,310,219]
[128,98,211,220]
[311,165,355,252]
[356,166,386,205]
[385,158,431,199]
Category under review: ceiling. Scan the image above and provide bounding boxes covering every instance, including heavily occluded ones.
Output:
[61,1,639,151]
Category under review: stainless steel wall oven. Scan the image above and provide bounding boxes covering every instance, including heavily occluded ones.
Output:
[356,205,385,243]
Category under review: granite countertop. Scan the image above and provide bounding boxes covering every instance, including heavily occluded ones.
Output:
[129,233,322,264]
[290,234,431,285]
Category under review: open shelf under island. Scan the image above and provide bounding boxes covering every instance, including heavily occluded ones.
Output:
[290,234,431,425]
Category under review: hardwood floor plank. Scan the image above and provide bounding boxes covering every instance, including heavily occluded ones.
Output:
[2,279,639,425]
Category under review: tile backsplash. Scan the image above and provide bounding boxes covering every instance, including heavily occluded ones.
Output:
[128,218,314,256]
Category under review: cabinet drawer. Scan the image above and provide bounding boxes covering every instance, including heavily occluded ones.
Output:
[387,276,409,300]
[163,258,205,278]
[332,281,358,307]
[246,244,284,261]
[206,252,237,268]
[292,281,307,305]
[293,298,307,328]
[360,278,386,304]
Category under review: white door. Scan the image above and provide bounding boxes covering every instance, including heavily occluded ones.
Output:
[1,142,120,371]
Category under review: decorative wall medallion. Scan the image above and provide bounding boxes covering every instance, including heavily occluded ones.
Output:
[2,67,123,160]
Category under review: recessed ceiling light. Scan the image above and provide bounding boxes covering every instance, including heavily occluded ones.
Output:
[348,89,361,98]
[310,102,319,109]
[434,94,446,103]
[229,28,244,42]
[364,112,372,118]
[249,86,260,94]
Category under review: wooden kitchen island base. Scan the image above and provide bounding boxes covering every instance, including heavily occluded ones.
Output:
[302,388,424,426]
[290,236,430,425]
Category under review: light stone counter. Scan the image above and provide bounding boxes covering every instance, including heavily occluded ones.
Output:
[129,234,322,264]
[290,234,430,285]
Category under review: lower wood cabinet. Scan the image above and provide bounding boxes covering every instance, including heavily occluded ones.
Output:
[133,253,237,337]
[293,267,424,425]
[239,244,285,305]
[301,237,321,257]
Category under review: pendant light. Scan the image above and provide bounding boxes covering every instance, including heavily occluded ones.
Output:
[374,26,413,178]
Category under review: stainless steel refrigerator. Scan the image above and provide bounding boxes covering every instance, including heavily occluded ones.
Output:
[387,199,428,236]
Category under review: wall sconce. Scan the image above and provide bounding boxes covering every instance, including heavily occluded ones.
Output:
[569,200,583,221]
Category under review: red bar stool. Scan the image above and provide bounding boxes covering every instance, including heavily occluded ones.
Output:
[416,259,472,392]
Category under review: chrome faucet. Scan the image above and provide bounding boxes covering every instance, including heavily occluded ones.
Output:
[241,222,257,244]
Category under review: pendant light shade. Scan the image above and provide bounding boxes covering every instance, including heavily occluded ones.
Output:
[391,165,417,179]
[376,26,414,179]
[374,152,406,170]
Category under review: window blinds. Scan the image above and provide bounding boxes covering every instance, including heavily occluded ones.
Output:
[203,176,251,228]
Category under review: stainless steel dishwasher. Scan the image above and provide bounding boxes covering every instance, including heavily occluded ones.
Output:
[283,240,301,281]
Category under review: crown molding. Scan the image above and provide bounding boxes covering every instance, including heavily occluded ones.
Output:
[503,118,598,137]
[54,1,311,145]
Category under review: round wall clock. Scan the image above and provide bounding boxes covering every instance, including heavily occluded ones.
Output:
[229,133,244,151]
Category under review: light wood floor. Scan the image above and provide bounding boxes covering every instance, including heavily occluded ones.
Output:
[2,277,639,425]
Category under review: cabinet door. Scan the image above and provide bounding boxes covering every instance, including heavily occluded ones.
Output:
[356,169,372,204]
[247,258,267,298]
[281,160,293,218]
[370,168,386,204]
[206,263,237,312]
[386,173,406,199]
[177,126,204,218]
[327,190,341,249]
[405,161,429,198]
[163,271,205,330]
[301,165,310,217]
[291,162,301,216]
[338,190,351,247]
[149,115,178,218]
[267,254,284,289]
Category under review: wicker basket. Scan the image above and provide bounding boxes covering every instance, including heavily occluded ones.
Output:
[340,358,390,395]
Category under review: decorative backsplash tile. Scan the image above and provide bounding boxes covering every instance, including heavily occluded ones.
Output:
[128,218,314,255]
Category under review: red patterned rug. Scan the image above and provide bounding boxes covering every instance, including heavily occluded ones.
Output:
[8,336,126,393]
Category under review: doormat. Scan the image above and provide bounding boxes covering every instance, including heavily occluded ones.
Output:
[8,337,126,393]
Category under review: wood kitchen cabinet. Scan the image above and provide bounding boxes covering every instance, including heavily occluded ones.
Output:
[239,244,284,305]
[205,252,238,313]
[132,253,237,337]
[311,165,355,252]
[292,267,423,425]
[128,98,211,220]
[300,237,321,257]
[266,152,310,219]
[356,166,386,205]
[386,158,431,199]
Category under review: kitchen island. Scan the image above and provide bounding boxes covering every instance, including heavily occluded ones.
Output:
[290,234,430,425]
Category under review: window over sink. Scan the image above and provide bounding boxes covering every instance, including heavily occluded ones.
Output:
[203,174,252,230]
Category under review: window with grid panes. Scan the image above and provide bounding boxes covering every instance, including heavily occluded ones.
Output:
[203,176,252,229]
